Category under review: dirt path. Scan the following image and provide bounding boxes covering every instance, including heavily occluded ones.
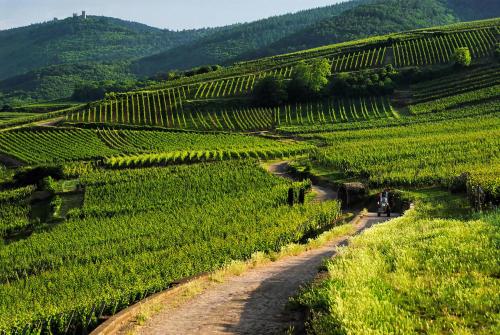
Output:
[266,161,337,202]
[138,213,395,335]
[135,162,395,335]
[35,117,64,127]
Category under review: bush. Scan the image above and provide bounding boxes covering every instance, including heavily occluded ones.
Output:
[453,47,472,67]
[13,166,64,187]
[288,59,331,102]
[327,66,397,97]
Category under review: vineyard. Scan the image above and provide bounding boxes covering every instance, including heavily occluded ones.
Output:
[0,112,38,124]
[0,128,117,164]
[0,127,311,164]
[0,161,341,334]
[0,16,499,335]
[408,84,500,115]
[54,21,499,135]
[393,28,497,67]
[67,96,397,131]
[410,64,500,104]
[0,186,34,239]
[307,114,499,190]
[276,98,500,134]
[330,46,387,72]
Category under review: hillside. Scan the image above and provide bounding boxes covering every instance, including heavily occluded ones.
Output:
[0,15,211,80]
[0,1,371,105]
[2,0,500,106]
[0,16,498,335]
[446,0,500,21]
[131,0,370,77]
[0,63,135,105]
[247,0,459,57]
[132,0,500,75]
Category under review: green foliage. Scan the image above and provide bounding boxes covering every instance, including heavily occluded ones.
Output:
[0,128,117,163]
[260,0,462,56]
[0,127,312,164]
[0,105,83,130]
[287,59,331,102]
[131,0,367,77]
[309,114,499,188]
[0,16,211,80]
[453,47,472,67]
[294,59,331,93]
[296,204,500,334]
[0,161,342,334]
[393,28,497,67]
[134,0,500,75]
[328,66,397,96]
[0,63,137,106]
[253,76,288,106]
[408,84,500,114]
[278,98,499,134]
[0,185,35,238]
[446,0,500,21]
[409,64,500,104]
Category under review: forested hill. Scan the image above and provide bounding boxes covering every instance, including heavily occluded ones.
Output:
[250,0,500,57]
[0,1,370,81]
[130,0,370,77]
[132,0,500,76]
[446,0,500,21]
[0,16,213,80]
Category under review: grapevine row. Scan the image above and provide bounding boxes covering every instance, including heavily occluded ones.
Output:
[393,28,497,67]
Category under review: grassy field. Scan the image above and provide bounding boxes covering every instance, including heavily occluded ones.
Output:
[295,190,499,335]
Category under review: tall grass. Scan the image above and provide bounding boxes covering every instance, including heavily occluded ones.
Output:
[296,193,499,334]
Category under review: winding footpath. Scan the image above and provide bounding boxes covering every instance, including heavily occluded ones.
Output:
[124,162,397,335]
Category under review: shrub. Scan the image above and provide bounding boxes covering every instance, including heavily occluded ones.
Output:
[453,47,472,67]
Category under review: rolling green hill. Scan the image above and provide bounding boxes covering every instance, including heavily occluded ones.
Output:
[0,16,498,335]
[131,0,371,77]
[0,1,372,106]
[246,0,459,57]
[0,16,212,80]
[0,63,136,105]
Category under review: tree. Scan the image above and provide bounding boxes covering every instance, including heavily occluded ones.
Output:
[253,76,288,107]
[288,58,331,102]
[293,59,331,92]
[453,47,472,67]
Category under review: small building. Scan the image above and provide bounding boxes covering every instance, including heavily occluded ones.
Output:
[82,11,86,19]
